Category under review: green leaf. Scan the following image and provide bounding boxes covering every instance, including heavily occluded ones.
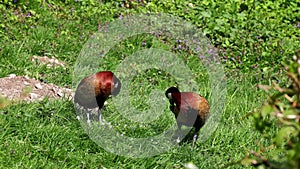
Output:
[241,157,257,166]
[225,39,230,46]
[201,11,211,18]
[283,108,297,117]
[262,67,269,72]
[261,105,273,118]
[274,126,297,146]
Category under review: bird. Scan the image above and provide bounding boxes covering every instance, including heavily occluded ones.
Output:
[165,86,210,146]
[74,71,121,126]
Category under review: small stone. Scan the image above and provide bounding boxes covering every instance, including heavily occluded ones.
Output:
[64,88,72,93]
[8,74,16,78]
[29,93,39,99]
[184,162,199,169]
[57,92,63,97]
[35,83,43,89]
[57,90,63,97]
[50,87,56,92]
[188,3,194,8]
[293,55,297,61]
[49,58,55,63]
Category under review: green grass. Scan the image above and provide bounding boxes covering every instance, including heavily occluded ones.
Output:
[0,76,271,168]
[0,0,298,168]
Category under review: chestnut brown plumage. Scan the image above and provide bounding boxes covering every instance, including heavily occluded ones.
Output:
[74,71,121,126]
[165,86,210,146]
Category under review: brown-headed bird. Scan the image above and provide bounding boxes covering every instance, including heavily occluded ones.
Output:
[74,71,121,126]
[165,86,210,146]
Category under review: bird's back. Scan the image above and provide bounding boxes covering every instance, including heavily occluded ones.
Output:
[171,92,210,126]
[74,74,99,109]
[74,71,115,109]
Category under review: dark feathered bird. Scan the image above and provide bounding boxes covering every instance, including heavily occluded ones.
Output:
[74,71,121,126]
[165,86,210,146]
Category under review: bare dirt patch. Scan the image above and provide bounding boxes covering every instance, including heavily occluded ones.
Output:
[0,55,73,108]
[0,74,73,106]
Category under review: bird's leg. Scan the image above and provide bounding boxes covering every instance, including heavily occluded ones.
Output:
[176,123,182,144]
[192,126,201,147]
[86,110,91,127]
[75,104,82,121]
[98,108,103,124]
[192,133,198,147]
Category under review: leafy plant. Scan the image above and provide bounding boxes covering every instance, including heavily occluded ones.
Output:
[241,50,300,169]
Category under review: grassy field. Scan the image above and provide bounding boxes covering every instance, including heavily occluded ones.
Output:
[0,0,299,168]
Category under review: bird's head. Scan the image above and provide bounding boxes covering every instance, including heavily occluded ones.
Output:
[111,75,121,96]
[165,86,180,99]
[165,86,180,100]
